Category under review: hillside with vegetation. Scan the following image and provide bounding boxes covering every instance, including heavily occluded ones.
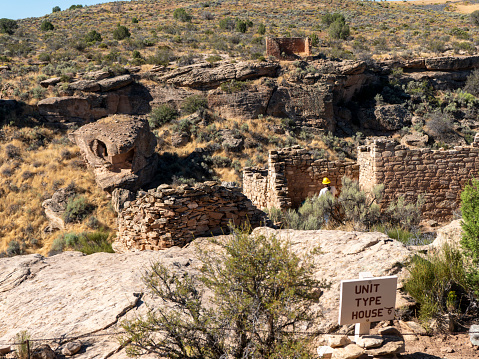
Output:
[0,0,479,256]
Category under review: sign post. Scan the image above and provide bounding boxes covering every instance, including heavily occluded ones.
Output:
[339,272,397,342]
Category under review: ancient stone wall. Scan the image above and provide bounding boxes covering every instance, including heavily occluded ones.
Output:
[358,135,479,220]
[266,37,311,60]
[243,146,359,209]
[114,182,267,252]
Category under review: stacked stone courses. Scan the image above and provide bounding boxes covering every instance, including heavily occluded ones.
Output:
[243,146,359,209]
[115,181,267,252]
[359,135,479,220]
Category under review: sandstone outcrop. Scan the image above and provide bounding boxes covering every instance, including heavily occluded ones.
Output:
[364,104,412,131]
[0,228,414,359]
[69,115,157,192]
[157,61,279,88]
[41,187,76,231]
[115,181,267,252]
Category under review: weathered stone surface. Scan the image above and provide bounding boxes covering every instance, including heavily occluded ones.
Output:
[424,55,479,71]
[69,115,157,192]
[31,344,56,359]
[355,335,383,349]
[378,326,401,337]
[85,70,111,81]
[38,96,93,123]
[69,80,101,92]
[40,77,62,88]
[62,341,82,356]
[207,84,273,119]
[252,228,413,332]
[331,344,364,359]
[368,104,412,131]
[400,320,427,335]
[317,346,333,359]
[365,336,405,356]
[97,75,133,92]
[42,187,76,231]
[171,132,190,147]
[221,129,244,152]
[469,324,479,346]
[430,219,462,249]
[401,133,429,147]
[328,335,351,348]
[158,61,279,88]
[0,346,11,355]
[0,229,415,359]
[266,83,335,131]
[111,188,136,213]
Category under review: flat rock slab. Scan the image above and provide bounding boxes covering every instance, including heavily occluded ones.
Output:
[0,229,414,359]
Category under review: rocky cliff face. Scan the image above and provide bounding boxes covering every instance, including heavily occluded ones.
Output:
[33,56,479,135]
[0,229,414,359]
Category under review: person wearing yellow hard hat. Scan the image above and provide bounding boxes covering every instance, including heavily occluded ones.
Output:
[319,177,337,197]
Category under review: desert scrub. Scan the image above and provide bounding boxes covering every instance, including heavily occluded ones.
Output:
[148,104,178,129]
[113,25,131,40]
[120,228,326,358]
[404,244,471,325]
[181,94,208,114]
[51,230,113,255]
[62,195,95,223]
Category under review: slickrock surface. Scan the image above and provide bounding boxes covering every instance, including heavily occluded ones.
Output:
[0,229,414,358]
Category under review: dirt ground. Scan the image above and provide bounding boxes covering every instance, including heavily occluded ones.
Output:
[401,332,479,358]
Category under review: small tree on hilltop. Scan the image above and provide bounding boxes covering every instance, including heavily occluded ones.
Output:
[41,21,54,31]
[52,6,61,13]
[0,18,18,35]
[120,228,326,358]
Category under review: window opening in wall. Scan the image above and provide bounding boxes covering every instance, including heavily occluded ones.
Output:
[90,139,108,159]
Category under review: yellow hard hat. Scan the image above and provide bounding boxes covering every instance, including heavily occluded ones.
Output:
[322,177,331,185]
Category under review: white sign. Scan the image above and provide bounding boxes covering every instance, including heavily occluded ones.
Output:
[339,275,397,325]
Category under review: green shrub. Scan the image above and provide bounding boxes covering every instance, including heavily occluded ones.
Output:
[51,231,113,254]
[206,54,222,63]
[41,21,55,31]
[404,244,470,323]
[113,25,131,40]
[329,20,349,40]
[148,104,178,129]
[219,17,235,30]
[38,53,51,62]
[236,19,247,33]
[120,228,325,358]
[461,178,479,262]
[173,8,192,22]
[386,195,424,229]
[310,33,319,46]
[322,12,346,26]
[62,196,95,223]
[0,18,18,35]
[132,17,139,24]
[85,30,102,43]
[181,95,208,114]
[258,23,266,35]
[69,4,83,10]
[220,79,248,93]
[146,48,176,66]
[52,6,61,13]
[471,10,479,26]
[15,331,30,359]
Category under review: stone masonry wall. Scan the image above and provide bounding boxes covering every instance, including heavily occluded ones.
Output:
[114,181,267,252]
[266,37,311,60]
[358,135,479,220]
[243,146,359,209]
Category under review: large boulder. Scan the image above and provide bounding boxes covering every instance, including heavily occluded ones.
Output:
[360,104,412,131]
[158,61,279,89]
[69,115,157,192]
[207,84,274,119]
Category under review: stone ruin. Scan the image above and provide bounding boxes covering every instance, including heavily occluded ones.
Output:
[69,115,157,192]
[243,146,359,209]
[244,137,479,221]
[113,182,267,252]
[358,135,479,220]
[265,37,312,60]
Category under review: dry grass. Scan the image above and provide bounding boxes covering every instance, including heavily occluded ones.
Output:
[0,126,116,256]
